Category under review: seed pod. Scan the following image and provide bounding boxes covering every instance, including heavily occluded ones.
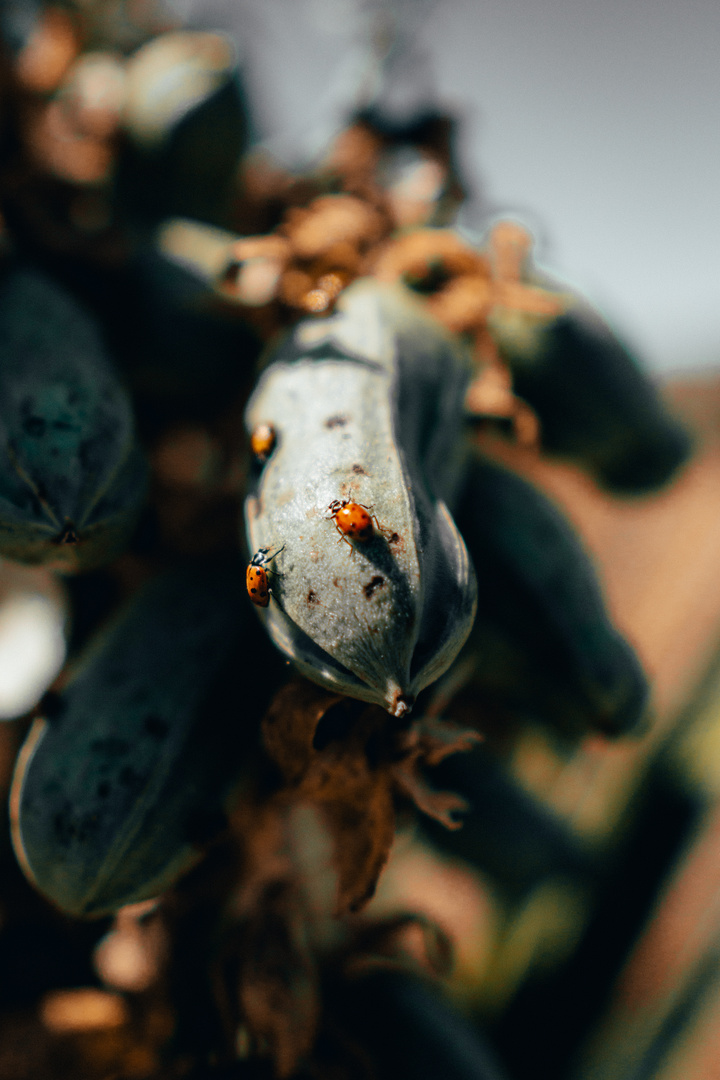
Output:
[455,456,648,737]
[419,747,590,898]
[10,562,274,917]
[0,268,148,572]
[244,279,477,718]
[487,280,691,493]
[333,969,509,1080]
[118,30,249,226]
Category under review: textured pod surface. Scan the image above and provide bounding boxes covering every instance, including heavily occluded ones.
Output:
[487,282,691,493]
[0,268,148,571]
[11,562,271,917]
[245,280,477,716]
[456,456,648,736]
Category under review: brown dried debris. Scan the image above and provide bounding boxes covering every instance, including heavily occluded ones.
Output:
[261,681,481,915]
[220,194,391,321]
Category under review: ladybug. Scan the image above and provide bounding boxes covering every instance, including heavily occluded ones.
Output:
[246,546,284,607]
[250,422,276,463]
[327,500,379,548]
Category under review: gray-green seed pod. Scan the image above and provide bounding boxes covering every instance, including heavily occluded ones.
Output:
[456,457,648,737]
[0,268,148,572]
[11,562,273,918]
[244,280,477,718]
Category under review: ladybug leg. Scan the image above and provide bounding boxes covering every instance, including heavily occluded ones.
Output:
[336,530,356,554]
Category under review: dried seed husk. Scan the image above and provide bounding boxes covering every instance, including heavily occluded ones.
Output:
[487,279,692,493]
[244,279,477,717]
[10,561,274,917]
[0,268,148,571]
[455,456,648,737]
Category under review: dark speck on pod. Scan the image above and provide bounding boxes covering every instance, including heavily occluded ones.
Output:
[363,576,385,599]
[352,464,368,475]
[143,715,169,738]
[119,765,144,792]
[23,416,46,437]
[307,590,319,605]
[324,415,348,428]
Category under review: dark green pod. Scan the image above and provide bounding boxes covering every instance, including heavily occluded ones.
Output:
[332,969,509,1080]
[488,285,691,493]
[0,268,148,571]
[11,562,270,917]
[456,457,648,737]
[419,747,590,898]
[117,30,249,227]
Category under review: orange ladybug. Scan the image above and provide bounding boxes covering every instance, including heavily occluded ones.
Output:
[250,422,276,463]
[246,546,284,607]
[327,500,379,548]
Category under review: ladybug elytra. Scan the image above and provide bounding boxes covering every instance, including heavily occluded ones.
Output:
[250,423,276,463]
[246,546,284,607]
[327,500,379,548]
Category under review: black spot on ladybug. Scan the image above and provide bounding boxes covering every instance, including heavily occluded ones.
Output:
[325,415,348,429]
[351,464,368,475]
[307,589,319,605]
[143,715,169,738]
[363,576,385,599]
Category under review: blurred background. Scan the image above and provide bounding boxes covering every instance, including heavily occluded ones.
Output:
[170,0,720,375]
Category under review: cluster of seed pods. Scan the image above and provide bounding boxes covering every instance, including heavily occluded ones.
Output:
[0,5,697,1076]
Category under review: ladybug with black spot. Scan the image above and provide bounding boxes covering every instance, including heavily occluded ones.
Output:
[327,500,380,548]
[246,546,284,607]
